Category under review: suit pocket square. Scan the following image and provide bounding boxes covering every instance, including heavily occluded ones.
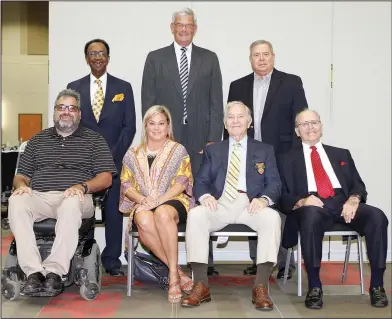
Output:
[340,161,347,166]
[112,93,124,102]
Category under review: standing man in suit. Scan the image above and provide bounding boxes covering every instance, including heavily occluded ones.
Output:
[227,40,308,278]
[142,8,223,276]
[279,109,389,309]
[67,39,136,276]
[182,101,281,310]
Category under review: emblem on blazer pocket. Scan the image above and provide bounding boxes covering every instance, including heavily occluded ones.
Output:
[254,162,265,175]
[112,93,124,102]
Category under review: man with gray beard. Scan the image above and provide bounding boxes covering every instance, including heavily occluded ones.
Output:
[8,89,117,296]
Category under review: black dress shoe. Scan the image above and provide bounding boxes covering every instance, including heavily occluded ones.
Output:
[43,272,63,296]
[277,268,292,280]
[243,264,257,276]
[305,287,323,309]
[106,268,125,277]
[207,266,219,277]
[23,272,45,294]
[369,286,388,307]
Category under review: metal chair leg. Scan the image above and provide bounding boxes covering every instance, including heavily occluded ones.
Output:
[357,235,365,295]
[127,234,133,297]
[283,248,292,284]
[297,233,302,297]
[342,236,352,283]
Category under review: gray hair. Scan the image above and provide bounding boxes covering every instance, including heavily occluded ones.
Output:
[172,8,197,25]
[224,101,252,123]
[249,40,274,57]
[54,88,81,108]
[295,109,321,126]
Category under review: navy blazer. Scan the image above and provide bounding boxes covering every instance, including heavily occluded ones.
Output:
[278,144,368,249]
[226,68,308,155]
[194,137,281,203]
[67,73,136,170]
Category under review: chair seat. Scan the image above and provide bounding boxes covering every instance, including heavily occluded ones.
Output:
[326,222,359,233]
[33,218,94,236]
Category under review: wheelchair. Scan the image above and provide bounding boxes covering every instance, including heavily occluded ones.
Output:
[1,192,107,301]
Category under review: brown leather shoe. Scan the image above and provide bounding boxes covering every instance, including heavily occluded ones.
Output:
[181,282,211,307]
[252,284,274,311]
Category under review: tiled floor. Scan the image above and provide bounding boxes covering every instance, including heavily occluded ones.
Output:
[1,230,391,318]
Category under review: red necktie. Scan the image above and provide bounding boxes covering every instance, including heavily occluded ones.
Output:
[310,146,335,198]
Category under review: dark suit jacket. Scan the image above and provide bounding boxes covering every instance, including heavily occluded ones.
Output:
[194,137,281,203]
[278,144,368,248]
[226,68,308,155]
[141,43,223,153]
[67,73,136,170]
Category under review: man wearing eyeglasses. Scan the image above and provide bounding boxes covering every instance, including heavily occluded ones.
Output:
[227,40,308,279]
[278,109,389,309]
[8,89,117,296]
[67,39,136,277]
[141,8,223,277]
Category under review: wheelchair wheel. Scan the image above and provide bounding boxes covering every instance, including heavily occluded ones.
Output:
[79,242,102,300]
[1,280,20,301]
[80,282,99,301]
[1,218,10,230]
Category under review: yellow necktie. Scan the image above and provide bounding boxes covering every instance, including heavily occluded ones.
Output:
[92,79,104,122]
[224,143,241,201]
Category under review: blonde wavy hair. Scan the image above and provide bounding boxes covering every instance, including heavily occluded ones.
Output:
[140,105,174,148]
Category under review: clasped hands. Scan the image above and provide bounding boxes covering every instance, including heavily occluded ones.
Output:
[139,195,160,209]
[200,195,268,214]
[296,194,360,223]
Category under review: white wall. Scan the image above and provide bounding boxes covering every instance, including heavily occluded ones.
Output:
[49,1,391,264]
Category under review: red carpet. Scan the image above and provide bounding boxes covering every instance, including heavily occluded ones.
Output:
[38,292,122,318]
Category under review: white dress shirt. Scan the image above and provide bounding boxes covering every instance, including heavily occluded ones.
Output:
[174,41,192,72]
[253,71,272,141]
[90,72,107,105]
[303,141,342,192]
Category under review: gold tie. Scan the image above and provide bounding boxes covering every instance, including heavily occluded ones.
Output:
[92,79,104,122]
[224,143,241,201]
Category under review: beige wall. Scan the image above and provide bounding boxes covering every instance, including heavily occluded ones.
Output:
[1,2,48,146]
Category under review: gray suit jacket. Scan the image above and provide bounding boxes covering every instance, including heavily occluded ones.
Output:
[142,43,223,153]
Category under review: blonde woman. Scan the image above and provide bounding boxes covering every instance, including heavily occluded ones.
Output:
[119,105,194,303]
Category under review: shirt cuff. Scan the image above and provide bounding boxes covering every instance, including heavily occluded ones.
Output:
[199,193,212,202]
[261,195,274,206]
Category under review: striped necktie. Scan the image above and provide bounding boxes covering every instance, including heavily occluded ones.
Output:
[180,47,188,124]
[224,143,241,201]
[92,79,104,122]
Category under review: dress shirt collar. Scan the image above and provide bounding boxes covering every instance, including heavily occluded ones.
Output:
[229,135,248,149]
[90,72,107,86]
[303,140,323,154]
[174,41,193,54]
[254,70,272,83]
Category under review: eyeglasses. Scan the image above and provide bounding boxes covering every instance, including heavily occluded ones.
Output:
[173,23,194,30]
[296,120,321,128]
[55,104,80,112]
[86,51,108,57]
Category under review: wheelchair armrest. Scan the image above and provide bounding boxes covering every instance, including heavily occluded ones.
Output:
[93,189,109,224]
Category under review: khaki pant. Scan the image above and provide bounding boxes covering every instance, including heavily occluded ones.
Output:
[186,193,281,265]
[8,191,94,277]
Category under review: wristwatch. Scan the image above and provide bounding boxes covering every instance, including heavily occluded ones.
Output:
[81,183,89,194]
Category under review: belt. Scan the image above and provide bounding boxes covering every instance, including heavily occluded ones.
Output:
[237,190,247,194]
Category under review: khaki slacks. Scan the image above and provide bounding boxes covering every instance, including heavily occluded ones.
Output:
[186,193,281,265]
[8,191,94,277]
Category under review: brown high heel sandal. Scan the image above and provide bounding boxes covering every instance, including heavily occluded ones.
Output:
[178,266,193,294]
[168,280,182,304]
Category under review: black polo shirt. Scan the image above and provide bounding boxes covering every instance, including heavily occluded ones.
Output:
[17,126,117,192]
